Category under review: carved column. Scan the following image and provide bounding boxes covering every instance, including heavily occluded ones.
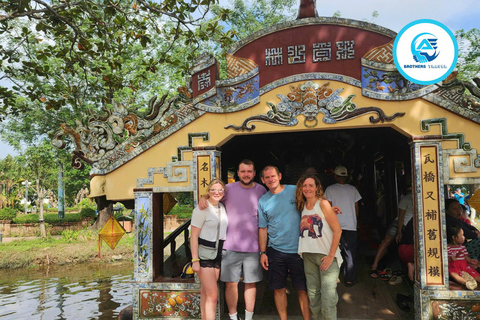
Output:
[411,138,448,319]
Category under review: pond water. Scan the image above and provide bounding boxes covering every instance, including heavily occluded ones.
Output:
[0,261,133,320]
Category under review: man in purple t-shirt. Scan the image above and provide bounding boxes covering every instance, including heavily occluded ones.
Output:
[199,159,266,320]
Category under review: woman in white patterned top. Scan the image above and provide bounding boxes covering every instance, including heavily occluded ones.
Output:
[296,174,342,320]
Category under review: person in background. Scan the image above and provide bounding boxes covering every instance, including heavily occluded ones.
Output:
[370,182,413,278]
[454,188,465,205]
[445,198,480,260]
[446,225,480,290]
[190,179,228,320]
[325,166,362,287]
[296,174,342,320]
[461,205,471,225]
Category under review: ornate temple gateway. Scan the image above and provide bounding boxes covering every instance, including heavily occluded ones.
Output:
[54,1,480,319]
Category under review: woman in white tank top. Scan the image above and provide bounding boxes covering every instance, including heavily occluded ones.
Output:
[296,174,343,320]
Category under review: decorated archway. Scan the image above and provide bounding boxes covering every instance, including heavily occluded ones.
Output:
[54,4,480,320]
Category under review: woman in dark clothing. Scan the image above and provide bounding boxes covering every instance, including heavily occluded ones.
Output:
[445,198,480,260]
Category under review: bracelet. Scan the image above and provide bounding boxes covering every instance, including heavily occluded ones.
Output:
[191,258,200,263]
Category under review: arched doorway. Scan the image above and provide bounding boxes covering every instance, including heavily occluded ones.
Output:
[219,127,415,318]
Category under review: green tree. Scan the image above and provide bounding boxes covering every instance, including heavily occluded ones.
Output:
[0,0,235,120]
[456,28,480,81]
[18,141,58,237]
[211,0,296,40]
[205,0,296,77]
[62,155,91,206]
[0,154,23,209]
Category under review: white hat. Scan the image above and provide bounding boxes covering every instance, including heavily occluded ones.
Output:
[334,166,348,177]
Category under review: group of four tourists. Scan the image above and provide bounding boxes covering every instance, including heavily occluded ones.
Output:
[190,159,360,320]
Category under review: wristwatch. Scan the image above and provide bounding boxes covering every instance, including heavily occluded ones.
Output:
[259,251,266,255]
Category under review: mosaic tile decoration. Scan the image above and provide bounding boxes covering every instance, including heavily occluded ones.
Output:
[139,290,201,319]
[361,66,436,101]
[226,80,404,131]
[134,194,152,282]
[432,300,480,320]
[226,53,257,79]
[363,39,394,64]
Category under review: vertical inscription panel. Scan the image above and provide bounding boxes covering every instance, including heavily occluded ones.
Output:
[196,155,211,200]
[420,146,444,286]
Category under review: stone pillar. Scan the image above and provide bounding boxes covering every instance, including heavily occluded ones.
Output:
[133,190,154,283]
[411,139,448,319]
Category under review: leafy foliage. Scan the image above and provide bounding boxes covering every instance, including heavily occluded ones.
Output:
[456,28,480,81]
[0,154,23,209]
[12,212,82,224]
[0,207,16,220]
[0,0,235,120]
[168,204,193,219]
[79,207,96,219]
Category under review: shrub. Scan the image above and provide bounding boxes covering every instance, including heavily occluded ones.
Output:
[13,213,83,224]
[168,204,193,219]
[0,208,17,220]
[80,207,97,219]
[77,198,96,210]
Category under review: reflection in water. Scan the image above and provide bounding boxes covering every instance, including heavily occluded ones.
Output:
[0,262,133,320]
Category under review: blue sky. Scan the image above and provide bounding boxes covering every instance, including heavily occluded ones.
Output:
[1,0,478,159]
[316,0,479,32]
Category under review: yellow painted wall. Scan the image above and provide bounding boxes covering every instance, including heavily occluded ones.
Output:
[91,80,480,200]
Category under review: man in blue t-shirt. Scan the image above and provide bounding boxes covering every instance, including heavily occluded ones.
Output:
[258,165,310,320]
[454,188,465,205]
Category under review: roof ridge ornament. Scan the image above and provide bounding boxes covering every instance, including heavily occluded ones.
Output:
[297,0,318,19]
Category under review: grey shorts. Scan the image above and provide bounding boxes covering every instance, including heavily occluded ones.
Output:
[385,217,399,238]
[220,250,263,283]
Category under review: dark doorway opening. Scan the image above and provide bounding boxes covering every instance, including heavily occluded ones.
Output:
[218,127,415,319]
[220,127,411,226]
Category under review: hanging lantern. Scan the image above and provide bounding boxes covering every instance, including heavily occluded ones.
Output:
[163,193,177,214]
[98,215,126,257]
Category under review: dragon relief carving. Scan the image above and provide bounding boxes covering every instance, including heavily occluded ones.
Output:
[52,88,192,170]
[225,81,405,132]
[441,72,480,112]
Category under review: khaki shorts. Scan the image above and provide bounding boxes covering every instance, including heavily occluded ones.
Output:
[220,250,263,283]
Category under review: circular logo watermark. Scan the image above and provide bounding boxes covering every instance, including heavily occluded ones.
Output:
[393,19,458,85]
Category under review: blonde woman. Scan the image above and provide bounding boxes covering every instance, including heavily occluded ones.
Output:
[190,179,228,320]
[296,174,342,320]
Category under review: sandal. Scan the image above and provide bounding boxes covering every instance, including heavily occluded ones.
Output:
[384,268,393,278]
[389,275,403,285]
[393,270,404,277]
[370,269,380,278]
[378,271,390,281]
